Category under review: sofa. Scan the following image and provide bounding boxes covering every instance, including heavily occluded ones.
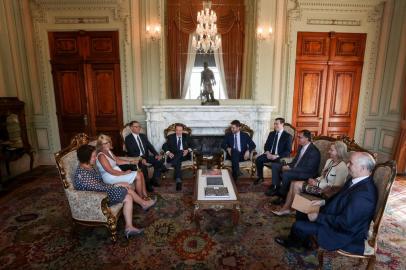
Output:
[54,133,123,242]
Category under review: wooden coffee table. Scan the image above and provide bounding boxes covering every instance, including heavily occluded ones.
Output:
[192,169,241,228]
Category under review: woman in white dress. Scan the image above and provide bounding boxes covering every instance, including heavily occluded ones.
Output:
[96,134,155,205]
[272,141,349,216]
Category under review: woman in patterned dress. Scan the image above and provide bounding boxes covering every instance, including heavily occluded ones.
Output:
[74,144,155,238]
[272,141,349,216]
[96,134,151,200]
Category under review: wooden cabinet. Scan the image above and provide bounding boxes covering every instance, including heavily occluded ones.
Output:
[0,97,34,181]
[48,31,123,149]
[293,32,366,138]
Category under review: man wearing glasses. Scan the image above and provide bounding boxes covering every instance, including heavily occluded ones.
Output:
[265,129,320,205]
[125,121,166,192]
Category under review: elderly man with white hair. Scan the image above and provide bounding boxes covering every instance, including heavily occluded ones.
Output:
[275,152,377,255]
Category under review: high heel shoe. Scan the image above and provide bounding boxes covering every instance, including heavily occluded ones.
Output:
[142,198,157,211]
[124,228,144,239]
[271,209,292,216]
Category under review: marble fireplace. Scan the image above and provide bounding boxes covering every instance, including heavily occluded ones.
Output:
[143,105,275,153]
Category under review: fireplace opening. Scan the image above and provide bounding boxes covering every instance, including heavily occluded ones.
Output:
[191,135,224,155]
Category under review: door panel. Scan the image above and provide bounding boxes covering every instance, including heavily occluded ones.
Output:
[292,63,328,136]
[51,64,88,147]
[323,65,362,137]
[296,32,330,62]
[330,33,366,62]
[87,63,123,150]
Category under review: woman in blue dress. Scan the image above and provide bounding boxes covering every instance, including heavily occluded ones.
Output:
[74,144,156,238]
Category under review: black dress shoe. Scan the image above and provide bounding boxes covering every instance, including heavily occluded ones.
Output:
[274,236,299,248]
[254,177,264,185]
[176,182,182,191]
[265,186,278,197]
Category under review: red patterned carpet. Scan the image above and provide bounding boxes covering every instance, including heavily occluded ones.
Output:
[0,167,405,269]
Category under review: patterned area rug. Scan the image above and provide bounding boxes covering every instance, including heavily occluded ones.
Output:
[0,167,405,269]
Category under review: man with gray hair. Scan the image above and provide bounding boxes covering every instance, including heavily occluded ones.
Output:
[275,152,378,255]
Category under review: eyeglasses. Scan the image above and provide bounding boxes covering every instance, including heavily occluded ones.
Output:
[131,126,141,128]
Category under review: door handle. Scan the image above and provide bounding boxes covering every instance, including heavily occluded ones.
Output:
[319,117,323,120]
[83,114,88,126]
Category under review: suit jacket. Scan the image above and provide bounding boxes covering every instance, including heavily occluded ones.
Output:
[221,132,256,153]
[288,143,320,177]
[125,133,158,158]
[263,130,293,158]
[163,133,193,153]
[316,176,377,254]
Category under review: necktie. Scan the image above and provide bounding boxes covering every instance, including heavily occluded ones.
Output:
[136,136,145,156]
[271,132,278,154]
[233,134,238,150]
[294,147,305,167]
[177,137,182,150]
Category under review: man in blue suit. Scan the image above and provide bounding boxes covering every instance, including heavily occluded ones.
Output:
[266,130,320,204]
[124,121,166,191]
[221,120,256,181]
[255,117,293,185]
[275,152,377,255]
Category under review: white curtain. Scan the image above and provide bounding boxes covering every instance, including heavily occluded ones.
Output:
[214,35,228,99]
[181,34,197,99]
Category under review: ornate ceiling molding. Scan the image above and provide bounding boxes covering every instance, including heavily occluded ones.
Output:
[54,16,109,24]
[307,18,361,26]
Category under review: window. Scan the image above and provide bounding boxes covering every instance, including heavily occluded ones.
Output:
[184,52,226,100]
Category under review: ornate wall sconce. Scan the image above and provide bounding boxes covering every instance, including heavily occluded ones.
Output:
[146,24,161,41]
[256,26,273,41]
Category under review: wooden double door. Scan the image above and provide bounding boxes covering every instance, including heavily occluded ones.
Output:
[292,32,366,138]
[49,31,123,149]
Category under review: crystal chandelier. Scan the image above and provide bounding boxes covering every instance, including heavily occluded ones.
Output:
[192,1,221,53]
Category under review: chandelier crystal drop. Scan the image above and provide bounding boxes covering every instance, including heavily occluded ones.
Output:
[192,1,221,53]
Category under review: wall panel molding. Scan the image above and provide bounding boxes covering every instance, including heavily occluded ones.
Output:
[285,0,386,145]
[29,0,134,163]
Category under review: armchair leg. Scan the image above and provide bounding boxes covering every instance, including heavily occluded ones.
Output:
[107,217,118,242]
[366,256,375,270]
[317,249,324,270]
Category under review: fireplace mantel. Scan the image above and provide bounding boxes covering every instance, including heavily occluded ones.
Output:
[143,105,275,152]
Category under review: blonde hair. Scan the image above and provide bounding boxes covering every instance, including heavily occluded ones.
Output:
[96,134,112,152]
[332,141,348,161]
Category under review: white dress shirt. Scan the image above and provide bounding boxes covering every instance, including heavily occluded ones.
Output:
[350,175,370,187]
[274,129,284,155]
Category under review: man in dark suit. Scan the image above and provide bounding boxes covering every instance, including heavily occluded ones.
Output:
[275,152,377,255]
[124,121,166,191]
[254,117,293,185]
[221,120,256,181]
[163,123,194,191]
[266,129,320,204]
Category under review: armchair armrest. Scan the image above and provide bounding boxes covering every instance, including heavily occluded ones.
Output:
[64,189,116,222]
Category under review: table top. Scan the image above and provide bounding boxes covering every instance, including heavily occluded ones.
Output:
[195,169,239,202]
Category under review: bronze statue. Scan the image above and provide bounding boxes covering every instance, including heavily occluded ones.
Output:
[200,62,219,105]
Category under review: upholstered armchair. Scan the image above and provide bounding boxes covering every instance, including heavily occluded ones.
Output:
[161,123,197,178]
[263,123,296,168]
[54,133,123,242]
[313,135,378,175]
[120,123,132,153]
[221,123,257,177]
[317,160,397,269]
